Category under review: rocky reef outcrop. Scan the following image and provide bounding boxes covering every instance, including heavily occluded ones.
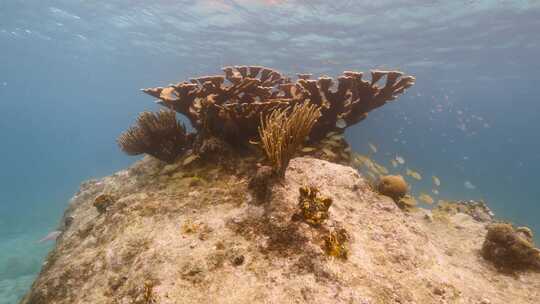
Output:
[21,157,540,304]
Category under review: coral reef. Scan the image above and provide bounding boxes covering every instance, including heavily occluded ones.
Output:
[259,102,321,176]
[295,186,333,226]
[142,66,415,145]
[481,223,540,272]
[118,110,192,163]
[377,175,408,202]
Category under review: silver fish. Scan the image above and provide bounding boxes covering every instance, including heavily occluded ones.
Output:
[464,181,476,190]
[38,231,61,243]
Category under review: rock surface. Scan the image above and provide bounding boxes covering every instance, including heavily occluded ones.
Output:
[21,157,540,304]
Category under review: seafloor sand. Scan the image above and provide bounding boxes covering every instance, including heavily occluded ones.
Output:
[0,232,53,303]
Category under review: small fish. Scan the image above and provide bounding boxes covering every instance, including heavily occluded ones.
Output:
[38,231,61,243]
[464,181,476,189]
[353,154,369,166]
[183,154,199,166]
[418,193,434,204]
[406,168,422,180]
[322,139,341,147]
[322,148,336,157]
[363,159,377,172]
[366,171,377,181]
[432,176,441,187]
[301,147,316,152]
[330,134,344,141]
[395,156,405,164]
[325,131,338,138]
[336,118,346,129]
[374,163,389,175]
[391,159,398,168]
[432,189,440,195]
[368,143,377,153]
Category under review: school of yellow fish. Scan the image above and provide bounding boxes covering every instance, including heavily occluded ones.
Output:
[300,137,450,207]
[351,142,445,206]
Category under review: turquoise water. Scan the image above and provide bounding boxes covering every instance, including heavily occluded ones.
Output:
[1,1,539,302]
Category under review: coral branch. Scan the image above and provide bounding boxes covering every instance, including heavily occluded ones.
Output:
[117,110,191,163]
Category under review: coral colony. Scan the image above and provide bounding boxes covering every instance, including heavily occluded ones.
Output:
[118,65,415,168]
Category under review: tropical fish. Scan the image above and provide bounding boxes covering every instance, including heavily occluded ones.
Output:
[395,155,405,164]
[38,231,61,243]
[368,143,377,153]
[366,171,377,181]
[406,168,422,180]
[432,176,441,187]
[464,181,476,189]
[336,118,346,129]
[373,163,389,175]
[322,148,336,157]
[418,193,434,204]
[325,131,338,138]
[322,139,342,147]
[353,154,369,167]
[391,159,398,168]
[301,147,316,152]
[329,134,344,141]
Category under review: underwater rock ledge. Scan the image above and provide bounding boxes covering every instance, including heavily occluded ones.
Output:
[22,157,540,304]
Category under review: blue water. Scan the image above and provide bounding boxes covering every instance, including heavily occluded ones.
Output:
[1,1,539,302]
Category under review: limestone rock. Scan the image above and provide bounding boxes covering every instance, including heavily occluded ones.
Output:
[21,157,540,304]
